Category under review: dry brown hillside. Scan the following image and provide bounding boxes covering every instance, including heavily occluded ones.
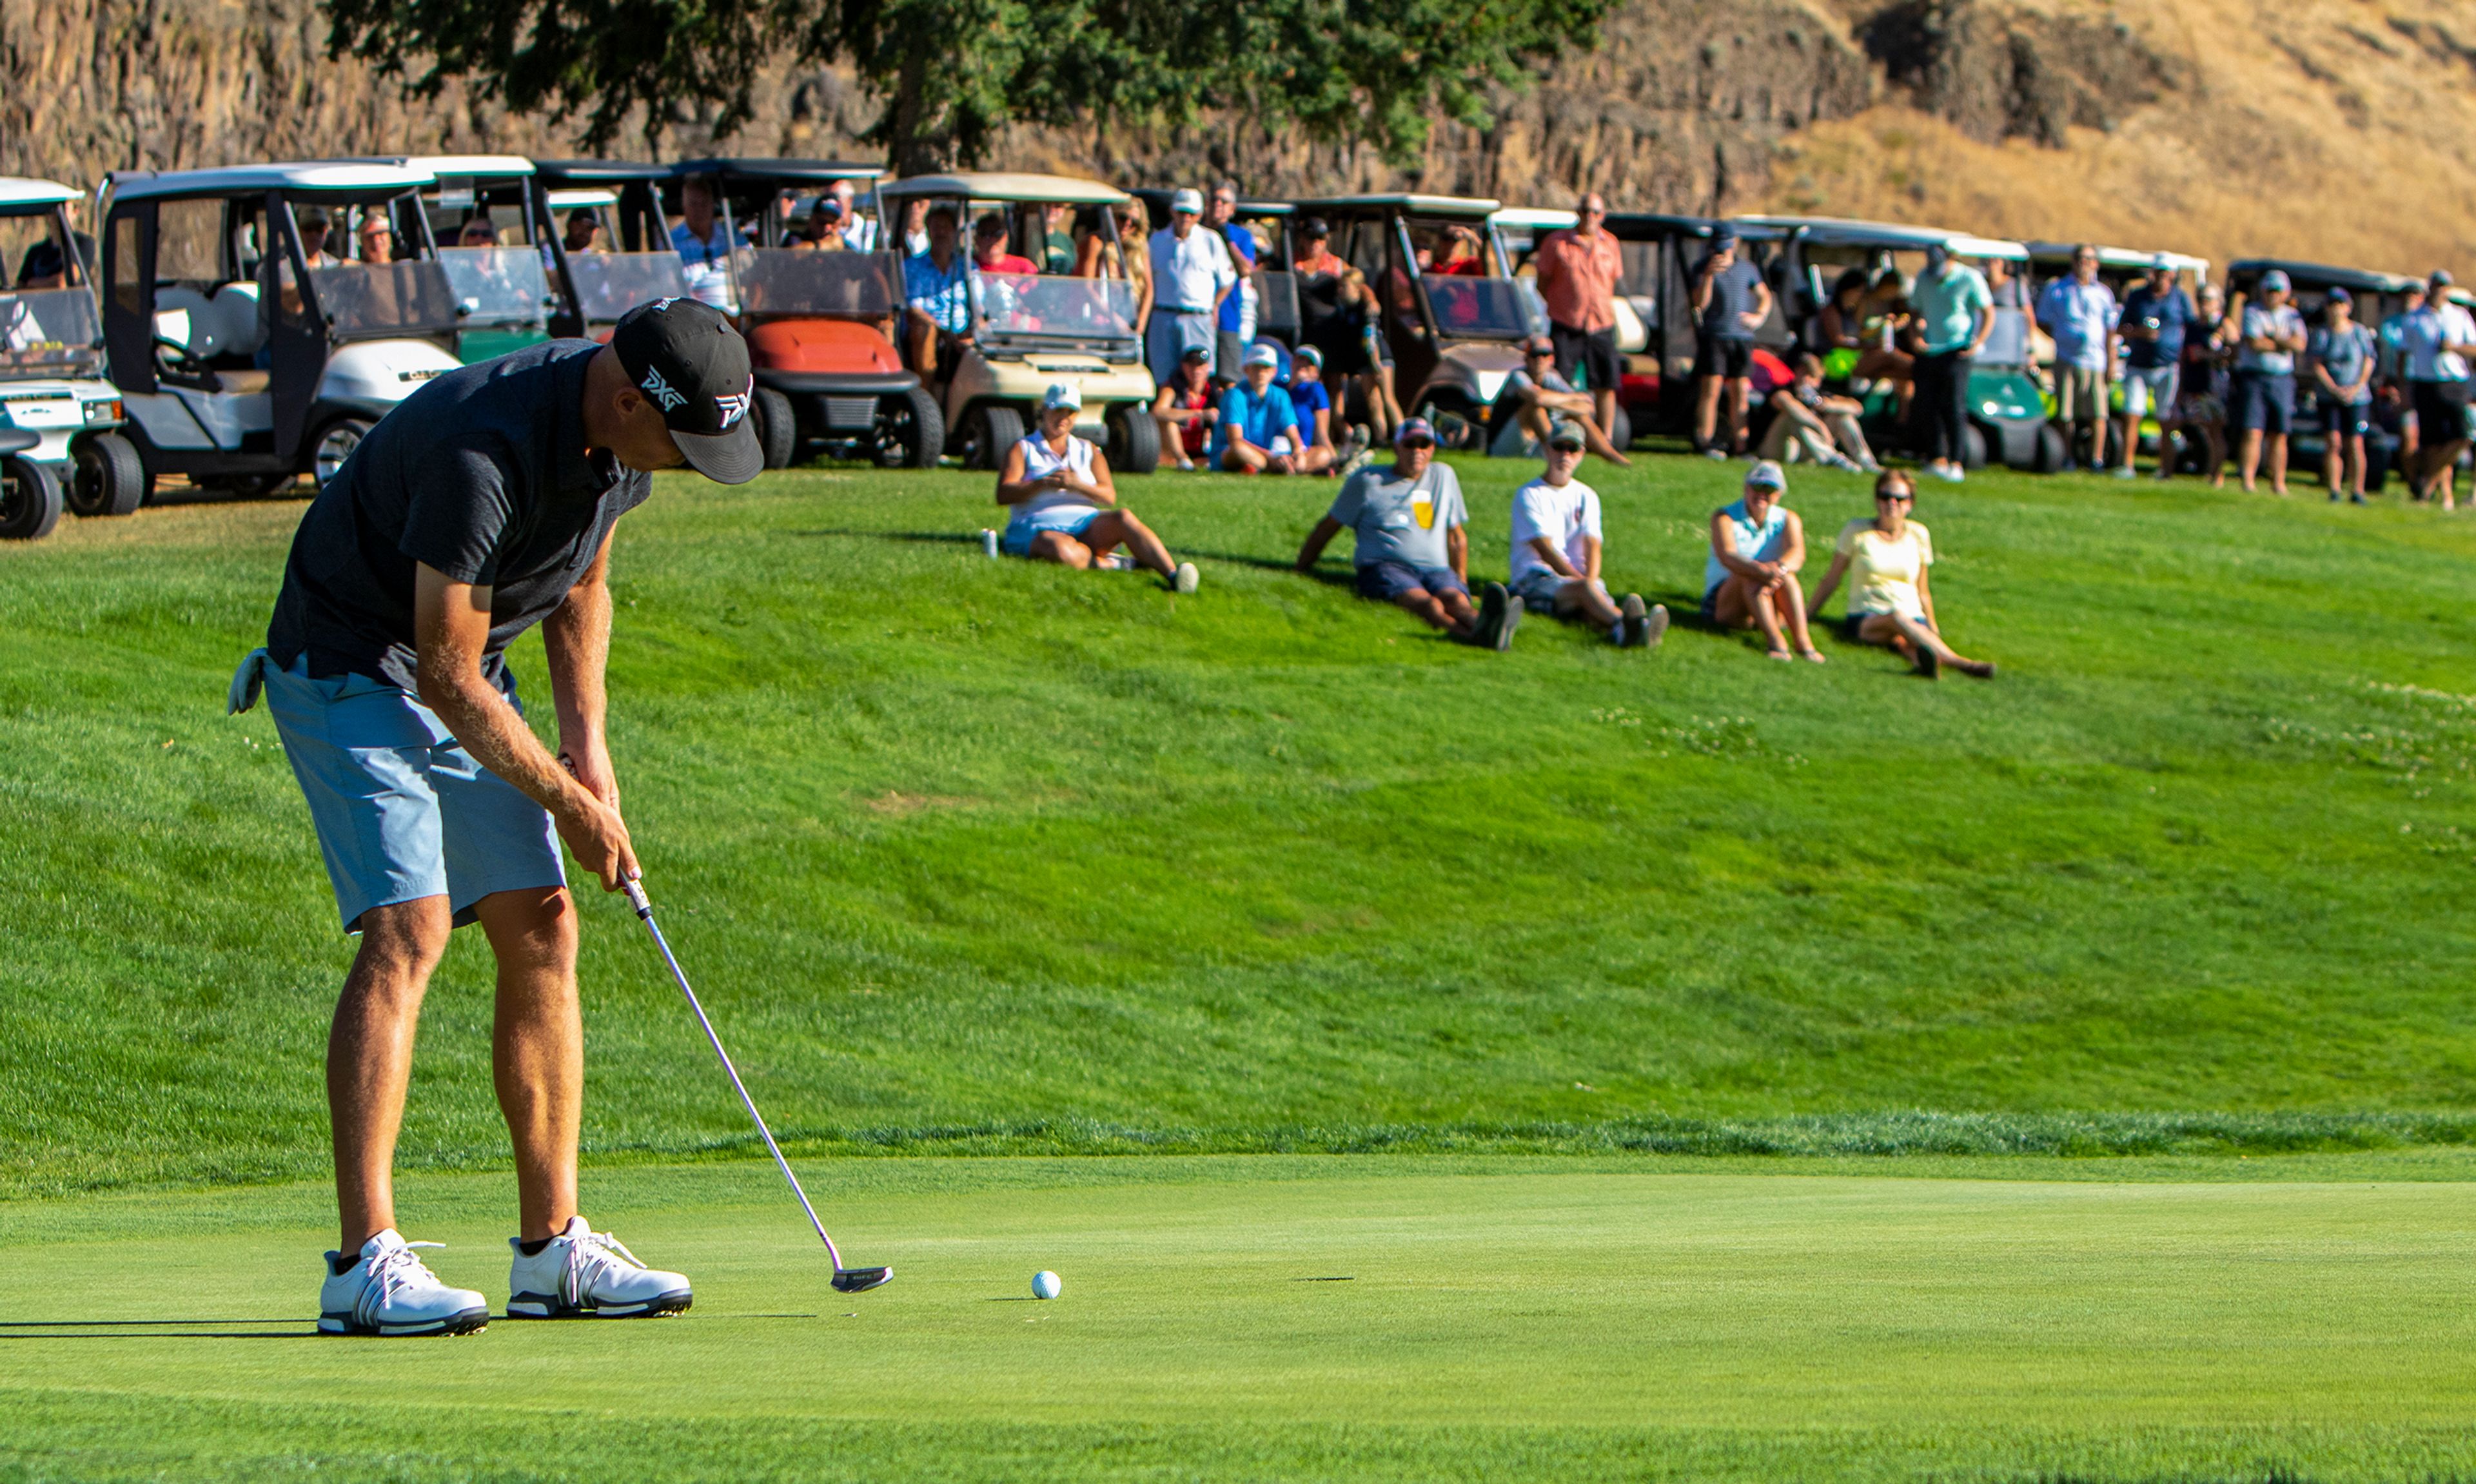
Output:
[0,0,2470,277]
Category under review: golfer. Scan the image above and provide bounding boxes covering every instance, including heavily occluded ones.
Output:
[226,299,763,1337]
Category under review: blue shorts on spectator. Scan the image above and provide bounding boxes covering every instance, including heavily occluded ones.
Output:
[1356,561,1468,603]
[2235,371,2295,433]
[2323,400,2372,438]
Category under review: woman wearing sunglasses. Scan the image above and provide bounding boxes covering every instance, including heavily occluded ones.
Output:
[1808,470,1994,679]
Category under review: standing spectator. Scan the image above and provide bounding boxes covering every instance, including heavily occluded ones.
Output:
[1686,224,1771,458]
[2381,280,2424,479]
[2036,244,2119,473]
[1533,192,1628,445]
[2308,288,2377,503]
[2177,282,2234,487]
[1205,182,1259,379]
[1293,418,1520,649]
[1907,242,1993,483]
[1985,255,2029,313]
[902,205,972,388]
[2399,271,2476,509]
[2117,256,2196,480]
[2233,269,2307,495]
[1704,460,1824,663]
[1214,342,1312,474]
[1146,189,1236,396]
[1508,421,1664,647]
[670,175,736,309]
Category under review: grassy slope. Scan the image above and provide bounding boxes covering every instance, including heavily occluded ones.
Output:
[5,1154,2476,1483]
[5,455,2476,1197]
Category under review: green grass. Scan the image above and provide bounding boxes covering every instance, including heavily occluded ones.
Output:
[8,455,2476,1198]
[7,1153,2476,1482]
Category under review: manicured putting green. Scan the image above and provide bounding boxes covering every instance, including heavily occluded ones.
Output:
[5,1154,2474,1481]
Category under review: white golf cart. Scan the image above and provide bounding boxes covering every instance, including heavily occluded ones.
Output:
[99,162,464,496]
[876,173,1159,471]
[0,177,144,539]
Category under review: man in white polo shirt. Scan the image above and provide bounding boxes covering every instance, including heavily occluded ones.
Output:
[1147,188,1236,391]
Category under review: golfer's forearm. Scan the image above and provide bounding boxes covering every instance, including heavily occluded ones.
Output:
[543,572,612,750]
[424,673,584,819]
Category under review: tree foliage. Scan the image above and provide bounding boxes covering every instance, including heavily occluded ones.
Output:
[324,0,1615,173]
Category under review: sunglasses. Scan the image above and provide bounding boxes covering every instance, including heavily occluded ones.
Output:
[1399,437,1435,449]
[1876,491,1914,501]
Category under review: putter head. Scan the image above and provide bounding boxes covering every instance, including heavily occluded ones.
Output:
[832,1265,893,1294]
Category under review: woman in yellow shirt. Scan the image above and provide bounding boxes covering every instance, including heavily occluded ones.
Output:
[1809,471,1994,679]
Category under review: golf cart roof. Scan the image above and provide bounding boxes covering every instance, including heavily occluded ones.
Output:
[533,159,670,187]
[546,188,619,210]
[106,162,436,200]
[881,172,1128,205]
[2226,258,2423,294]
[673,158,887,185]
[1492,207,1577,230]
[352,155,536,179]
[1291,193,1502,218]
[1736,215,2029,260]
[1603,212,1786,242]
[0,178,82,210]
[2025,241,2210,275]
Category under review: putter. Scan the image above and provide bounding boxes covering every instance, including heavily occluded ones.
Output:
[623,877,892,1294]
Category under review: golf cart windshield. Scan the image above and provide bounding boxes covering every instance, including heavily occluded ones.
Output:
[974,272,1136,348]
[1420,275,1530,340]
[566,252,690,323]
[307,260,461,338]
[0,288,101,375]
[438,247,555,329]
[732,248,898,316]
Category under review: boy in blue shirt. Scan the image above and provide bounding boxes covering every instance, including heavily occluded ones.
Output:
[1214,342,1304,473]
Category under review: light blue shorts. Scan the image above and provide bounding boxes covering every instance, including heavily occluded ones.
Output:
[239,650,565,933]
[1001,507,1103,556]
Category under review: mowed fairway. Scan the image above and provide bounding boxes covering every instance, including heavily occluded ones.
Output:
[5,1154,2476,1481]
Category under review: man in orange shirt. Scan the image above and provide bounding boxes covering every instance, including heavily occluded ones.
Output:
[1531,191,1623,440]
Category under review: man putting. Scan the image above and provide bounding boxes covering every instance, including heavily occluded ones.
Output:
[227,300,763,1336]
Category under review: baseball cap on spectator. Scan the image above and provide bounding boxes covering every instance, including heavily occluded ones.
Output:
[1546,418,1587,451]
[1395,416,1436,447]
[1299,217,1330,239]
[1744,458,1786,492]
[1522,335,1554,356]
[1293,344,1323,369]
[2433,269,2455,288]
[611,297,763,484]
[1042,383,1082,412]
[2150,253,2174,271]
[1242,342,1279,369]
[2261,269,2292,293]
[1711,225,1738,248]
[1170,188,1204,217]
[1179,343,1212,363]
[2328,286,2352,304]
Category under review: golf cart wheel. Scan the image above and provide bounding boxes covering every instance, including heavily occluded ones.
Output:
[0,454,63,540]
[872,387,945,469]
[2032,424,2068,474]
[967,404,1024,471]
[1607,403,1633,454]
[1107,404,1160,474]
[68,432,146,518]
[753,386,796,470]
[1961,422,1989,471]
[313,418,373,492]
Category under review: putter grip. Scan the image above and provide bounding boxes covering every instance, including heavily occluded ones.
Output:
[623,877,652,918]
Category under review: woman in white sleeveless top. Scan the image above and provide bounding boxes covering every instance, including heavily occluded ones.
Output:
[997,384,1199,591]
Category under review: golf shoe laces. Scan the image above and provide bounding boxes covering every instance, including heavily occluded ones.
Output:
[357,1242,450,1328]
[560,1227,649,1307]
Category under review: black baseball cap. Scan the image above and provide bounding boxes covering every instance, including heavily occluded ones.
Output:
[611,298,763,485]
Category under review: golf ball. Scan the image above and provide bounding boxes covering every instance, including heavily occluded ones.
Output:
[1032,1270,1062,1300]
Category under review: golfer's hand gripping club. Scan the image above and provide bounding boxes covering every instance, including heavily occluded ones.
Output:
[624,877,892,1294]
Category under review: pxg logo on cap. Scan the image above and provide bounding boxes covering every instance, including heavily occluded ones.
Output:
[613,298,765,485]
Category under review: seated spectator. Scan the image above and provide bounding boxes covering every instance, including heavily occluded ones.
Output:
[1435,224,1487,276]
[996,384,1199,591]
[903,206,972,384]
[1509,420,1664,648]
[1809,470,1993,679]
[273,206,337,320]
[1150,343,1218,472]
[356,212,395,266]
[1293,417,1520,649]
[1215,342,1322,474]
[1756,353,1877,471]
[15,205,93,288]
[972,213,1038,275]
[671,175,736,309]
[1816,269,1912,395]
[458,217,500,248]
[1286,344,1357,473]
[563,210,604,255]
[1501,335,1631,465]
[1042,203,1077,275]
[1703,460,1823,662]
[791,200,847,252]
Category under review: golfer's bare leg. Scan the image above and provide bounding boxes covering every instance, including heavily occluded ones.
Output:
[1084,511,1174,576]
[2238,428,2263,490]
[1393,585,1475,638]
[477,886,581,1244]
[1595,386,1618,442]
[330,895,453,1252]
[1219,440,1269,473]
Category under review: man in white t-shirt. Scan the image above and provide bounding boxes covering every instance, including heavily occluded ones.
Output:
[1506,422,1664,648]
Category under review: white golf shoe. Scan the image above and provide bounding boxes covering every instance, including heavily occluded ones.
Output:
[319,1229,490,1337]
[507,1216,693,1320]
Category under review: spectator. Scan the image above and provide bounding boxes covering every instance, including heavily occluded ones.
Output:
[900,199,930,256]
[671,175,736,309]
[1289,217,1394,444]
[996,384,1199,591]
[2308,287,2377,503]
[1435,224,1486,276]
[1293,418,1519,649]
[1687,224,1771,458]
[15,203,93,288]
[828,180,877,253]
[1534,192,1627,445]
[1816,269,1913,401]
[1509,420,1664,648]
[2117,255,2197,480]
[562,210,604,255]
[972,213,1037,275]
[458,217,500,248]
[1908,242,1993,483]
[356,211,396,266]
[1074,200,1155,331]
[2381,280,2424,476]
[1704,460,1823,663]
[272,205,337,320]
[1286,344,1353,473]
[902,205,972,386]
[1205,182,1259,379]
[2036,244,2119,472]
[2177,282,2234,487]
[2399,271,2476,509]
[1215,342,1316,474]
[1500,335,1631,465]
[1809,470,1994,680]
[1146,188,1237,396]
[1041,202,1077,275]
[2234,269,2308,495]
[1150,343,1217,472]
[1756,353,1876,472]
[790,200,847,253]
[1985,254,2029,313]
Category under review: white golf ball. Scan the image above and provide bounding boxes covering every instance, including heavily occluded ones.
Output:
[1031,1270,1061,1300]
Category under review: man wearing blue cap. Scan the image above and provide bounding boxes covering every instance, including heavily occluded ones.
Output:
[1689,226,1771,458]
[2234,269,2307,494]
[2118,255,2197,480]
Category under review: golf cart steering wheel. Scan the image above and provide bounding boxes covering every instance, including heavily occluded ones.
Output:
[153,333,211,380]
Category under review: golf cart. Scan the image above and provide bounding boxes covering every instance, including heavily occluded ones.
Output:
[99,161,463,496]
[1740,215,2047,470]
[1597,213,1791,437]
[0,177,145,539]
[351,155,574,362]
[2226,259,2422,491]
[532,161,691,339]
[1284,194,1540,448]
[877,172,1158,471]
[668,158,939,469]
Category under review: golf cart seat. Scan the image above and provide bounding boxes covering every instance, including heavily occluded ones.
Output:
[0,426,38,454]
[212,367,271,394]
[208,282,266,358]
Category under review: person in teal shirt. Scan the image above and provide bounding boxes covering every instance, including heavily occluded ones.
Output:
[1907,244,1994,485]
[1213,342,1304,473]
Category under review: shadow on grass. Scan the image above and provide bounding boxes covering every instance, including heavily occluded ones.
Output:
[791,529,984,547]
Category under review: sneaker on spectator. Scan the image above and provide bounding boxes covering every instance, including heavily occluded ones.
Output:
[1174,561,1200,594]
[1703,445,1728,461]
[2112,465,2136,480]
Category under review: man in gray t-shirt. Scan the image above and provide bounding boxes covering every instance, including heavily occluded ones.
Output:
[1294,417,1518,649]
